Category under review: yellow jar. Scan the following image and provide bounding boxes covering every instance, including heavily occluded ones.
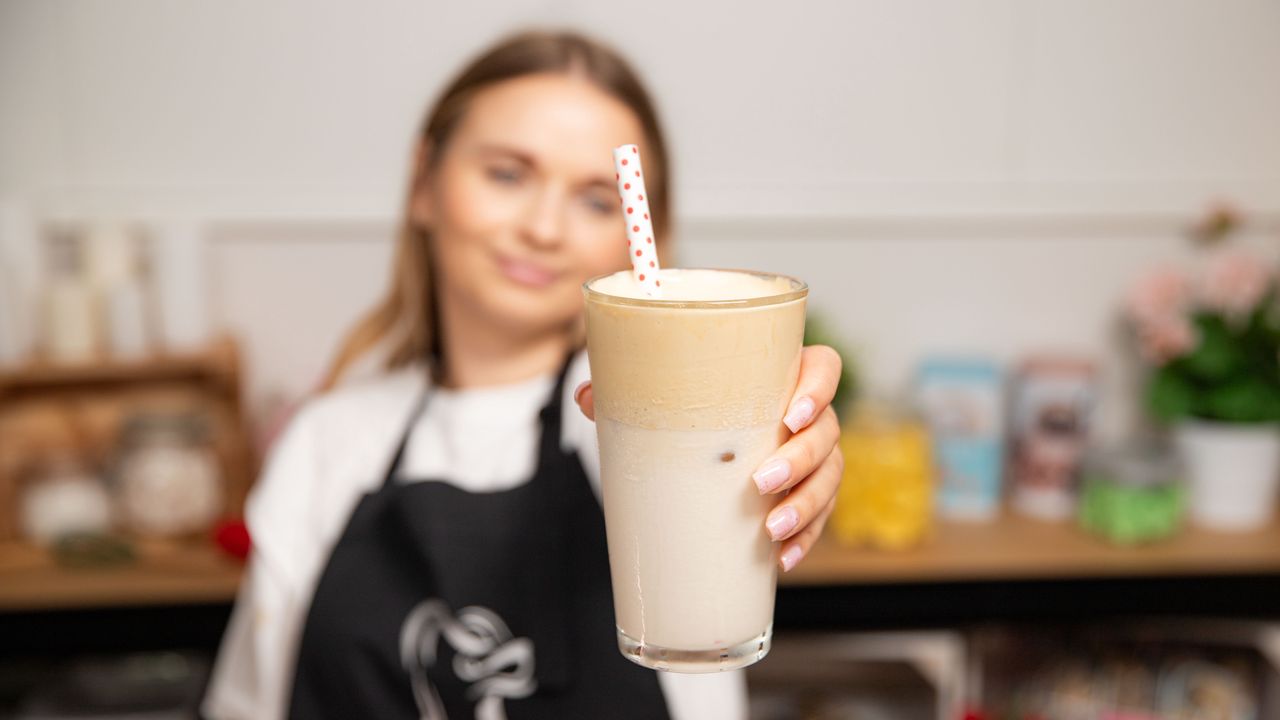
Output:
[831,401,933,550]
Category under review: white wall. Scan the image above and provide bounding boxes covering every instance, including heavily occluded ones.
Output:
[3,0,1279,434]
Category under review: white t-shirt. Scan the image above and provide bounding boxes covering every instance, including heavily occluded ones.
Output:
[202,349,747,720]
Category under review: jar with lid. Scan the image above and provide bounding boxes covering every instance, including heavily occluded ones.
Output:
[831,398,934,550]
[1078,443,1185,545]
[113,412,223,538]
[19,452,113,546]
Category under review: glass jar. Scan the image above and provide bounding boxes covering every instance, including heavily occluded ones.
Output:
[831,399,933,550]
[1078,443,1185,545]
[1009,356,1097,521]
[19,453,113,545]
[113,412,223,538]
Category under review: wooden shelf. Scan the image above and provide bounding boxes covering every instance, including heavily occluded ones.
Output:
[0,336,240,399]
[0,337,259,614]
[0,539,244,612]
[4,515,1277,611]
[783,512,1280,586]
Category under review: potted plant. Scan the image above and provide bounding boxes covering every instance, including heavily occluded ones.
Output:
[1125,228,1280,530]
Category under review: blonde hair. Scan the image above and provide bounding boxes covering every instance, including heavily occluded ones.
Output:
[320,30,672,390]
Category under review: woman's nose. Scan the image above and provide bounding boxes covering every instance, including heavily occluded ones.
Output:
[519,185,566,249]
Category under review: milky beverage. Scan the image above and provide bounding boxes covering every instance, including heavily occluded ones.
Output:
[584,268,807,672]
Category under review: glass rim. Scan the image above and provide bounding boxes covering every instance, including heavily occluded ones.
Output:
[582,268,808,309]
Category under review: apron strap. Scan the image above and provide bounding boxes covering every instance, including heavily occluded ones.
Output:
[380,379,434,488]
[538,350,578,433]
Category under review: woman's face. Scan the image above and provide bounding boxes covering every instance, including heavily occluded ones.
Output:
[412,73,648,341]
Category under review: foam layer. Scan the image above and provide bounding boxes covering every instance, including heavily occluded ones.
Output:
[586,314,804,427]
[588,268,796,302]
[585,269,806,430]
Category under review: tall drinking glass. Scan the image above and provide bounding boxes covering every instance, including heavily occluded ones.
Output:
[583,268,808,672]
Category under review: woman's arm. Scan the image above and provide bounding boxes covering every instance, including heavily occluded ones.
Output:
[202,558,303,719]
[202,411,322,720]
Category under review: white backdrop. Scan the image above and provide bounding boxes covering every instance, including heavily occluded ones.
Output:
[3,0,1279,436]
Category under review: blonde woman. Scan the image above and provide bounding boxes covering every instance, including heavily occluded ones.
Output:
[205,30,843,720]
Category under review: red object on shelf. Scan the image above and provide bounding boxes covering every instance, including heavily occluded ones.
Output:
[213,519,251,560]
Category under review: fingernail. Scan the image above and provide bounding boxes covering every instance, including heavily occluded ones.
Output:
[752,458,791,494]
[783,396,816,433]
[766,505,799,541]
[780,545,804,572]
[573,381,590,404]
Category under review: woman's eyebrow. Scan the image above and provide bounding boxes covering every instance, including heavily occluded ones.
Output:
[474,143,535,165]
[581,177,615,191]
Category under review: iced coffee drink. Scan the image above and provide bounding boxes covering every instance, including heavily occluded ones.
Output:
[583,268,807,673]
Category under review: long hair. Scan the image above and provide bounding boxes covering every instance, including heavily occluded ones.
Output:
[320,30,672,390]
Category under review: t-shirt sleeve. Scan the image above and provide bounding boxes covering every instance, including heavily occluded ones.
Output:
[560,349,603,501]
[202,407,322,720]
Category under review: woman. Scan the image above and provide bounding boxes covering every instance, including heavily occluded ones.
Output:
[204,29,843,720]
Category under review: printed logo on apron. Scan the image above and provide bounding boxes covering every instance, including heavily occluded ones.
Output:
[400,599,536,720]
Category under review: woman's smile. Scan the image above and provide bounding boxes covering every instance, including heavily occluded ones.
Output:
[495,252,561,289]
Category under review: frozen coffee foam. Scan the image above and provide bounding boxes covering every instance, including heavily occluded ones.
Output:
[585,269,805,431]
[589,268,793,302]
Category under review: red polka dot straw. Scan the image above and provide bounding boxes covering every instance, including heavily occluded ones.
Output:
[612,144,662,296]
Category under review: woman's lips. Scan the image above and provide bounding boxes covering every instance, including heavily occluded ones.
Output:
[497,255,559,289]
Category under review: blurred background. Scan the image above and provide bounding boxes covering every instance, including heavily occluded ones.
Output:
[1,1,1279,718]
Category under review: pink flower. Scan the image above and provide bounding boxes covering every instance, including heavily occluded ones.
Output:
[1137,313,1198,365]
[1199,250,1271,319]
[1126,267,1197,364]
[1126,267,1189,325]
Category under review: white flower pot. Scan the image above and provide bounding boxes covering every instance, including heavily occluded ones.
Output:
[1174,421,1280,531]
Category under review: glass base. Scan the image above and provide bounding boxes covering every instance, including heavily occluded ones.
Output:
[616,626,772,673]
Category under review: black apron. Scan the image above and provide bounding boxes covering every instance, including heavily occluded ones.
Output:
[288,357,670,719]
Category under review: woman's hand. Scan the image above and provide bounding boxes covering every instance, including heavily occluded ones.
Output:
[574,345,844,573]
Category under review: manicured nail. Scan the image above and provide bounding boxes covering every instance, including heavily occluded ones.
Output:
[780,545,804,572]
[752,457,791,494]
[573,381,590,405]
[766,505,799,541]
[783,396,816,433]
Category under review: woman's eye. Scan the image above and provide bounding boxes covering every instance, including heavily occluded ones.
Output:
[486,166,525,185]
[583,193,614,216]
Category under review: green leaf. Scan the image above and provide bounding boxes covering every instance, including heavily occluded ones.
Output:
[1182,314,1243,381]
[803,313,858,419]
[1202,377,1280,423]
[1147,366,1197,422]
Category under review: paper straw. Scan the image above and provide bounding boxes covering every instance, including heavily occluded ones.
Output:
[613,144,662,297]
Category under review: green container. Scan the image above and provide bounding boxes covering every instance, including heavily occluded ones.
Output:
[1079,444,1185,545]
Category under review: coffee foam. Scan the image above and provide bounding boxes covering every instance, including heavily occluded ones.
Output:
[588,268,795,302]
[585,269,806,430]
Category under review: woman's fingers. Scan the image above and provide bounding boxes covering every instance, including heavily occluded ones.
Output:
[574,381,594,421]
[763,444,843,546]
[783,345,842,433]
[777,497,836,572]
[752,406,841,495]
[764,345,844,571]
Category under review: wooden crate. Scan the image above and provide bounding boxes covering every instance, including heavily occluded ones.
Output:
[0,336,256,546]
